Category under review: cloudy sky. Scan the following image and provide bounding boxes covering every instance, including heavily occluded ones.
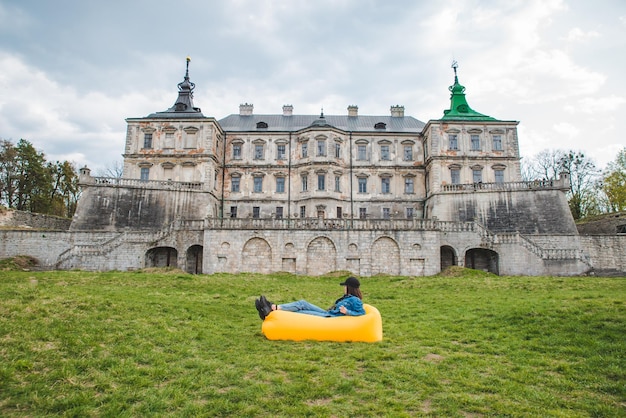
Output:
[1,0,624,172]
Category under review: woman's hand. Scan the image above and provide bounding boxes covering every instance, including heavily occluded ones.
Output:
[339,306,348,315]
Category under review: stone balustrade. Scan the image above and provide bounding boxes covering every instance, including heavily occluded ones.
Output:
[441,179,566,193]
[89,176,203,191]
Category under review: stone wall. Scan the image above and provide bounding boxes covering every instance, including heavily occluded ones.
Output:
[1,225,621,276]
[426,188,577,234]
[576,211,626,235]
[70,182,219,231]
[0,209,71,231]
[579,235,626,276]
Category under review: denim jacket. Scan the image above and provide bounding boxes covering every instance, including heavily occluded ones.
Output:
[327,294,366,317]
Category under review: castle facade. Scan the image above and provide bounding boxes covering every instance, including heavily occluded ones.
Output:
[3,60,624,276]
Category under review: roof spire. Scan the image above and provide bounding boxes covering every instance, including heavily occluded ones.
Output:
[147,57,204,118]
[441,61,495,121]
[452,60,458,84]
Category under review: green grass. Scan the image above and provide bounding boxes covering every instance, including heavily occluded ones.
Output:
[0,269,624,417]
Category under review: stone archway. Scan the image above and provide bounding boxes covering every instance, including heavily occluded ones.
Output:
[465,248,499,275]
[242,237,272,274]
[145,247,178,268]
[186,245,203,274]
[306,236,336,275]
[371,236,400,276]
[440,245,457,272]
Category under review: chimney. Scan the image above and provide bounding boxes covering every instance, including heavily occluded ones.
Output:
[239,103,253,116]
[390,105,404,117]
[347,105,358,117]
[283,104,293,116]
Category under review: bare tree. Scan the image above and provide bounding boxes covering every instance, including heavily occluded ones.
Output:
[521,149,566,181]
[95,160,124,178]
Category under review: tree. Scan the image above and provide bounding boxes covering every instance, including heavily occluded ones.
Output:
[14,139,53,213]
[602,148,626,212]
[521,149,566,181]
[0,140,18,208]
[0,138,79,217]
[522,149,602,220]
[95,160,124,178]
[49,160,80,217]
[558,151,601,219]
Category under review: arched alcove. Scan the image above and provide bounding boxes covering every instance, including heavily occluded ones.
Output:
[465,248,499,275]
[145,247,178,268]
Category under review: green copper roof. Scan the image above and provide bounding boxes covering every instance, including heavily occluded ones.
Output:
[441,63,496,121]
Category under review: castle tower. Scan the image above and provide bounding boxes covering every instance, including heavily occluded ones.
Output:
[122,57,224,196]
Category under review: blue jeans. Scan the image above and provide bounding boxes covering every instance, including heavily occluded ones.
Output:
[279,300,331,317]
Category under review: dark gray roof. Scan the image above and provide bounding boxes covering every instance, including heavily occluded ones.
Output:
[218,114,426,133]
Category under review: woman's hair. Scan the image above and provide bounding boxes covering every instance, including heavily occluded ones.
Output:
[346,286,363,300]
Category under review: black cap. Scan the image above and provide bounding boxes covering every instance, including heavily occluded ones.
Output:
[340,276,360,288]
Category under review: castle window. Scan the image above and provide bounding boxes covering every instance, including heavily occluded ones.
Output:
[493,135,503,151]
[230,206,238,218]
[277,144,286,160]
[317,174,326,191]
[406,207,414,218]
[381,145,390,161]
[231,176,240,192]
[357,145,367,161]
[383,208,390,219]
[494,169,504,183]
[276,206,283,219]
[300,206,306,218]
[374,122,386,130]
[335,143,341,158]
[253,207,260,218]
[233,144,242,159]
[471,134,480,151]
[301,174,308,192]
[381,177,391,194]
[359,208,367,219]
[448,134,458,150]
[143,133,153,149]
[140,167,150,181]
[256,121,268,129]
[334,175,341,192]
[404,177,414,194]
[450,168,460,184]
[164,132,174,149]
[337,206,342,218]
[317,139,326,156]
[302,143,308,158]
[473,168,483,183]
[358,177,367,193]
[253,176,263,193]
[254,144,264,160]
[403,145,413,161]
[276,177,285,193]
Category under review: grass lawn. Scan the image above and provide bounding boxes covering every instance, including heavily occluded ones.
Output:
[0,268,624,417]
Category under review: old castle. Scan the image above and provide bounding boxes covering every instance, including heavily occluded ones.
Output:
[2,60,624,276]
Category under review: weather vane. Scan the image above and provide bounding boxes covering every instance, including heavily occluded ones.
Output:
[451,60,458,76]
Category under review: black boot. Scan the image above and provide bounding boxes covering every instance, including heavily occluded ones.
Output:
[255,298,267,320]
[260,295,273,317]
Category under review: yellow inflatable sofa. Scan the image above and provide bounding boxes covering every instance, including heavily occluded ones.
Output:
[261,303,383,342]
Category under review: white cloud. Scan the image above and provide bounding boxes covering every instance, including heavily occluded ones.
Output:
[564,95,626,114]
[0,53,164,170]
[552,122,580,138]
[563,27,601,42]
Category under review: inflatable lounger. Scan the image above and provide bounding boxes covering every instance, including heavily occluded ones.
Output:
[262,303,383,342]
